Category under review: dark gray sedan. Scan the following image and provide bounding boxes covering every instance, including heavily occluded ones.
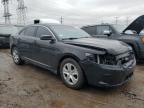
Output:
[10,23,136,89]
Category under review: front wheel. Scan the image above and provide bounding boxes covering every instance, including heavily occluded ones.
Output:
[60,58,85,89]
[12,47,24,65]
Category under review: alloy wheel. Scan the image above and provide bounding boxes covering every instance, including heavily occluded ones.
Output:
[12,48,20,63]
[62,63,79,85]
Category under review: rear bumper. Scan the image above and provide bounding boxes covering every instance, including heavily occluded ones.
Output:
[80,59,136,87]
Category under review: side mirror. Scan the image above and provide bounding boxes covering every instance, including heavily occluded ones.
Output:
[40,35,55,40]
[103,30,112,36]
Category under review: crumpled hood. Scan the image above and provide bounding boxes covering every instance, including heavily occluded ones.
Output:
[64,38,130,55]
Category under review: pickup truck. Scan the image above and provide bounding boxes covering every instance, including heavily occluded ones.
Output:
[82,15,144,61]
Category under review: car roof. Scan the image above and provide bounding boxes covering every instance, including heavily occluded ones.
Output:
[27,23,71,28]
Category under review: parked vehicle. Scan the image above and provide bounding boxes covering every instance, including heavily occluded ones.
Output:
[0,24,24,48]
[10,23,136,89]
[81,15,144,61]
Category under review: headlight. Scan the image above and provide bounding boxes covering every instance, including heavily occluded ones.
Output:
[99,54,117,65]
[85,53,96,62]
[141,37,144,44]
[85,53,116,65]
[85,53,100,64]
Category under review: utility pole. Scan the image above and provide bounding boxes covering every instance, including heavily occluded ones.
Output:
[17,0,27,25]
[60,16,63,24]
[1,0,12,24]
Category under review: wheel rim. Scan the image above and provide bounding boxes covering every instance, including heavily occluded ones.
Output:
[62,63,79,85]
[12,49,19,63]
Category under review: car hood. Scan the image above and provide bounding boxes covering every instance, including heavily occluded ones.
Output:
[64,38,130,55]
[123,15,144,34]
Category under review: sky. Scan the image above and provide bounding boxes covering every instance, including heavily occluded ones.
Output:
[0,0,144,26]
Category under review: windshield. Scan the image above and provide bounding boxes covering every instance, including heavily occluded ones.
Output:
[112,24,126,33]
[50,25,91,40]
[0,25,22,35]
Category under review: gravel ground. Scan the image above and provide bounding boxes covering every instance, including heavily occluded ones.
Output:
[0,49,144,108]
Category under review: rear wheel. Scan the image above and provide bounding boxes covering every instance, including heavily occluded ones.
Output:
[60,58,85,89]
[12,47,24,65]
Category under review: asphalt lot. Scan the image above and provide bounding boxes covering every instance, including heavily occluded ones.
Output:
[0,49,144,108]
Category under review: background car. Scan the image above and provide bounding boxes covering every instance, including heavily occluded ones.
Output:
[81,15,144,61]
[10,23,135,89]
[0,24,24,48]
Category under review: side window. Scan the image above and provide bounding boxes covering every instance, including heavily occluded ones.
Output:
[24,26,36,37]
[36,27,52,37]
[96,26,110,35]
[82,26,96,35]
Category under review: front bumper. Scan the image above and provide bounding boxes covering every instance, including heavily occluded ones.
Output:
[80,59,136,87]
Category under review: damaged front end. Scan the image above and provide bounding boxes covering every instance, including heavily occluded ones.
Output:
[85,50,135,67]
[81,50,136,87]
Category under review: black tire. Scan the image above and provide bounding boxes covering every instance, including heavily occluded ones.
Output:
[132,48,141,64]
[12,47,24,65]
[60,58,85,89]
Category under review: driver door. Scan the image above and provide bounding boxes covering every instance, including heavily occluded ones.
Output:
[35,26,59,68]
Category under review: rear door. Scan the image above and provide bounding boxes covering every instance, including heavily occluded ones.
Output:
[18,26,37,59]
